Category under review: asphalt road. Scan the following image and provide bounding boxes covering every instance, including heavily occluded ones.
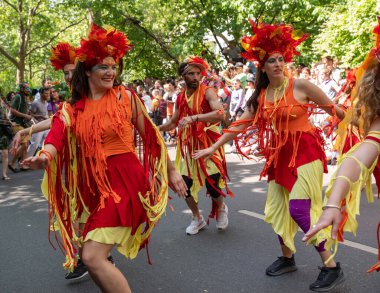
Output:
[1,146,379,293]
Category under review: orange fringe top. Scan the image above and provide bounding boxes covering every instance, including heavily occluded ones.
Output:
[226,78,329,191]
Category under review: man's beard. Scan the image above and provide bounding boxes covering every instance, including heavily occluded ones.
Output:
[186,81,199,89]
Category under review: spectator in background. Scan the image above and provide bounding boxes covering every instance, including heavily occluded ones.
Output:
[9,82,33,172]
[223,41,243,63]
[140,88,153,117]
[150,89,167,127]
[229,79,245,120]
[48,87,60,116]
[150,79,165,96]
[6,92,15,103]
[34,77,52,101]
[332,57,342,85]
[0,96,13,180]
[163,79,177,142]
[234,62,247,88]
[318,68,340,100]
[28,87,50,156]
[300,67,311,80]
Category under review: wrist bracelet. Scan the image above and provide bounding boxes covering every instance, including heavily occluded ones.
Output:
[196,115,199,122]
[322,204,341,211]
[37,149,53,162]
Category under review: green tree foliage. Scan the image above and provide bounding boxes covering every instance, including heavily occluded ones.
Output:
[312,0,378,67]
[0,0,378,94]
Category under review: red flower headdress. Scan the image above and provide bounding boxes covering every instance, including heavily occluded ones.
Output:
[77,23,132,69]
[50,42,78,71]
[241,19,308,67]
[184,55,210,76]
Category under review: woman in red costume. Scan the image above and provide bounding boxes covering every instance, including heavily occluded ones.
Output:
[22,24,187,293]
[193,20,345,292]
[304,17,380,274]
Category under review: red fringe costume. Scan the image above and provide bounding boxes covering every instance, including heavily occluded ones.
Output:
[175,83,232,217]
[42,86,168,271]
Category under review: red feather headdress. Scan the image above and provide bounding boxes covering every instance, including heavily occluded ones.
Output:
[50,42,78,71]
[185,56,210,76]
[241,19,308,67]
[77,23,132,68]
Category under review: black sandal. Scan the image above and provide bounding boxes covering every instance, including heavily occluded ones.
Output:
[8,164,19,173]
[2,176,11,180]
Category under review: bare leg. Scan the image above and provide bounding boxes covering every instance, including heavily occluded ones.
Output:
[82,240,131,293]
[212,195,225,209]
[319,250,336,268]
[281,244,293,258]
[185,197,202,219]
[2,150,9,177]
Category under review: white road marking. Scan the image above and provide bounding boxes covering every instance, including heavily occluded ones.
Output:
[239,209,378,255]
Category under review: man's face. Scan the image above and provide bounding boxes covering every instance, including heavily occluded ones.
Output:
[41,89,50,101]
[183,66,201,89]
[154,80,161,88]
[21,83,31,95]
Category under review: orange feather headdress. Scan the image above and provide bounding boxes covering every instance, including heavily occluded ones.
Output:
[241,19,308,67]
[183,56,210,76]
[50,42,78,71]
[77,23,132,69]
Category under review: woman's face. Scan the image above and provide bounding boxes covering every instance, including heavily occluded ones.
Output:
[87,57,117,91]
[263,53,285,78]
[51,89,60,101]
[63,64,76,85]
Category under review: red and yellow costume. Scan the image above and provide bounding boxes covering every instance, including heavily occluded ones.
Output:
[175,80,232,204]
[41,24,168,271]
[43,86,168,271]
[227,78,331,251]
[226,20,335,251]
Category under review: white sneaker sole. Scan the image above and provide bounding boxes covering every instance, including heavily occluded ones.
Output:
[186,221,207,235]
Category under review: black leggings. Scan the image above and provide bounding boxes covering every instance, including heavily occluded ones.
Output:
[182,173,222,199]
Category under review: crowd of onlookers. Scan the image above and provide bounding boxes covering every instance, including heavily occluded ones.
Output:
[0,55,351,181]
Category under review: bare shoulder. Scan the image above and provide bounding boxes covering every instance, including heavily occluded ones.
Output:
[205,87,218,100]
[293,78,312,91]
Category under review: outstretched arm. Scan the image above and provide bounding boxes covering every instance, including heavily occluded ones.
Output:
[302,118,380,241]
[11,118,52,154]
[295,79,345,120]
[192,108,255,160]
[159,105,179,132]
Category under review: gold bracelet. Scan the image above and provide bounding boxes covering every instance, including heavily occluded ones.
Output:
[322,204,341,211]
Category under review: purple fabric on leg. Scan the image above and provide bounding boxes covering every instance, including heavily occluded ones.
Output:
[289,199,325,252]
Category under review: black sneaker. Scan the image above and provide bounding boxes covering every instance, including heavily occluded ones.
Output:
[309,262,344,292]
[265,256,297,276]
[65,259,88,280]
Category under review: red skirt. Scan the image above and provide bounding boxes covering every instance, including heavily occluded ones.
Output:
[82,152,149,240]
